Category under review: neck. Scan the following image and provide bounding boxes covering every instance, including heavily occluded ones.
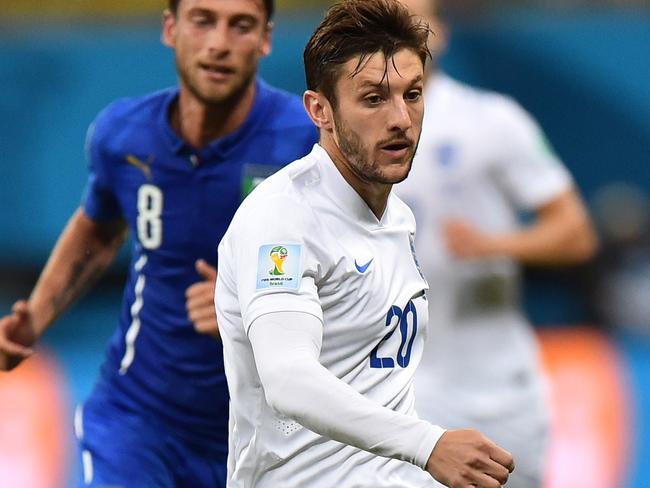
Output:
[321,136,391,220]
[170,80,257,149]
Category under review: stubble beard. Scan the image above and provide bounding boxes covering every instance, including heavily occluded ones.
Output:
[177,57,256,109]
[334,114,416,185]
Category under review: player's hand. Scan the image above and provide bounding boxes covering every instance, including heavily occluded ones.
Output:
[186,259,219,337]
[425,429,514,488]
[0,300,36,371]
[443,219,498,259]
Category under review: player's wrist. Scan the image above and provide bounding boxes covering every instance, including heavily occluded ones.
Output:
[22,300,49,339]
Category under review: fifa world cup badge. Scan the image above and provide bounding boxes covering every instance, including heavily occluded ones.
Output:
[256,244,302,290]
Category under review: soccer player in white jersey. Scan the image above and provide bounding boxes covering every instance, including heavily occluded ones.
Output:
[216,0,515,487]
[396,1,598,487]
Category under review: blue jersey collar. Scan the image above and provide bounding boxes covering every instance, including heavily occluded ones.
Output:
[159,79,273,160]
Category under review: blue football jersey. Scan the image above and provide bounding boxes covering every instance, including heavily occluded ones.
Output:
[82,79,318,454]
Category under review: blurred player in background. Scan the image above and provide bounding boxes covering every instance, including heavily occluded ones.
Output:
[396,1,598,487]
[216,1,514,486]
[0,0,317,486]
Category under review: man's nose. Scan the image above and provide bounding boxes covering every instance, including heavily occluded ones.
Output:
[389,99,412,132]
[207,23,230,56]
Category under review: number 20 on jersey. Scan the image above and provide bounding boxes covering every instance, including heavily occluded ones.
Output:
[370,300,418,369]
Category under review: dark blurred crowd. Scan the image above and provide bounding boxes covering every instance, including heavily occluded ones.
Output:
[587,183,650,335]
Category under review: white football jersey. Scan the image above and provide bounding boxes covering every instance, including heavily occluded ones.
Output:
[396,74,572,420]
[217,144,436,487]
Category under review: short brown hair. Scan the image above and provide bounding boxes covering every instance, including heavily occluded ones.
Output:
[168,0,274,19]
[304,0,430,105]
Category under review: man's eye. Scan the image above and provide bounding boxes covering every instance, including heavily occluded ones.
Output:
[192,16,212,26]
[233,19,256,33]
[365,95,383,105]
[406,90,422,101]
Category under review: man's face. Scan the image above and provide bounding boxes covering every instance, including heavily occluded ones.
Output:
[162,0,271,105]
[330,49,425,185]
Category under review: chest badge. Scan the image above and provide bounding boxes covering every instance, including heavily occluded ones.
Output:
[436,142,457,168]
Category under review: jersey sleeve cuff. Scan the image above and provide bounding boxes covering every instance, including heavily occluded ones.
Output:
[414,424,447,470]
[244,295,323,335]
[518,169,572,210]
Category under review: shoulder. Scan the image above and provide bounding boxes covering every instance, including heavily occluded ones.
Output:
[230,151,321,235]
[439,75,531,126]
[221,154,322,264]
[257,80,314,131]
[89,88,175,146]
[258,80,304,115]
[469,86,535,132]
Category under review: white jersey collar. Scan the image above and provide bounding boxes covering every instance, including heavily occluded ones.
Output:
[312,143,392,228]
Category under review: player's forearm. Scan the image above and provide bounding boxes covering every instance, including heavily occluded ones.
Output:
[270,352,442,468]
[494,221,595,265]
[249,311,445,469]
[28,208,126,336]
[493,190,597,265]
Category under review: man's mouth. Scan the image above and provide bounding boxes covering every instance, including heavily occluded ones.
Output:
[380,140,412,157]
[200,63,235,80]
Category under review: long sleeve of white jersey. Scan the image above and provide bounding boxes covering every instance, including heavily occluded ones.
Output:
[249,310,445,470]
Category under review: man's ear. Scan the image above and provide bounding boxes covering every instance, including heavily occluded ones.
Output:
[260,21,273,57]
[303,90,333,131]
[161,9,176,48]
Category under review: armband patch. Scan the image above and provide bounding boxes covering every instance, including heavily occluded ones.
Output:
[256,244,302,290]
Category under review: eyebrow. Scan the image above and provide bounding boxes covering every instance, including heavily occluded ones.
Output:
[186,7,260,22]
[356,74,424,89]
[229,13,260,23]
[406,74,424,86]
[357,80,385,89]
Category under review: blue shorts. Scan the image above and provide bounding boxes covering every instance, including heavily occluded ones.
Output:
[74,400,227,488]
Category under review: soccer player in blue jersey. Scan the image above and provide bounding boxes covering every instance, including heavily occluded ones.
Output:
[0,0,317,486]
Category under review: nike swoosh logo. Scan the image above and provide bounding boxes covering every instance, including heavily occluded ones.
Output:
[126,154,153,180]
[355,258,373,273]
